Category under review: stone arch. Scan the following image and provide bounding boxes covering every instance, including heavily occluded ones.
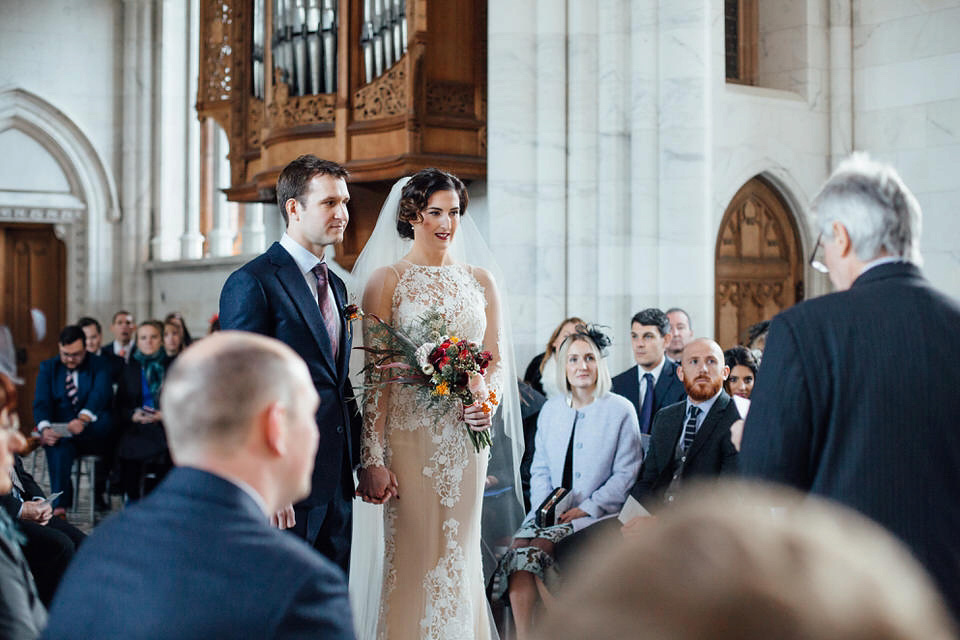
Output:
[0,86,120,315]
[714,175,805,348]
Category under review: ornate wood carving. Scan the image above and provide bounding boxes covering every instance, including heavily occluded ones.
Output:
[248,98,263,148]
[267,81,336,128]
[201,1,235,104]
[425,81,473,116]
[715,176,803,348]
[353,65,407,121]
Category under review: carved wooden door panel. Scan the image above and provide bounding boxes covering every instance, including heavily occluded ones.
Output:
[1,224,66,431]
[715,177,803,349]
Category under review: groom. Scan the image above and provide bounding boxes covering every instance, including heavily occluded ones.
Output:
[219,155,361,573]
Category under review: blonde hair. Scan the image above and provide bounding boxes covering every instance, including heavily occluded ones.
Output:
[554,333,612,400]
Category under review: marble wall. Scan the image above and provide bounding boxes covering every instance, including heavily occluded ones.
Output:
[488,0,833,373]
[852,0,960,300]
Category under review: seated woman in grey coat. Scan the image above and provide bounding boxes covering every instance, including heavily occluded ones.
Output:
[492,326,642,640]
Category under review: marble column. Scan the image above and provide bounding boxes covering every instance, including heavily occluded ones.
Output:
[120,0,157,319]
[181,0,205,260]
[206,123,236,256]
[240,203,267,254]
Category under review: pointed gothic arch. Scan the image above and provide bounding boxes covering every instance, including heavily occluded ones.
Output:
[0,86,120,315]
[714,175,804,348]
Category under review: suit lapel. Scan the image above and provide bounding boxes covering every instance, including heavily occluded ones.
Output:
[653,359,677,412]
[328,270,350,384]
[687,392,731,462]
[625,367,641,415]
[270,247,337,377]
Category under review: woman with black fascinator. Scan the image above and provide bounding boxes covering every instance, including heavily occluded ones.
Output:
[490,325,642,639]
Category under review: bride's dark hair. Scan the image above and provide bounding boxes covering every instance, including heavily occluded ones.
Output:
[396,168,469,239]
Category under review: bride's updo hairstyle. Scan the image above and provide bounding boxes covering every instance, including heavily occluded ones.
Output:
[396,168,469,239]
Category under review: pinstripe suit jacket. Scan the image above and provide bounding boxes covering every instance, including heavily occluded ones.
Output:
[739,262,960,618]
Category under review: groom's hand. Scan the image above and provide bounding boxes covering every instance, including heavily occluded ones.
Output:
[357,465,398,504]
[272,504,296,529]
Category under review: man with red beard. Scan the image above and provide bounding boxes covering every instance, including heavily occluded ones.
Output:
[625,338,740,511]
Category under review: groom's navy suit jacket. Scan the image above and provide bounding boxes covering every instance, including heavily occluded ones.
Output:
[219,243,361,532]
[42,468,354,639]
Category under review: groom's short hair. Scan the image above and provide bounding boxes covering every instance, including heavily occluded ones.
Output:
[276,155,349,225]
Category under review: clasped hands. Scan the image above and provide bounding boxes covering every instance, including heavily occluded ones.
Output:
[19,499,53,526]
[357,465,400,504]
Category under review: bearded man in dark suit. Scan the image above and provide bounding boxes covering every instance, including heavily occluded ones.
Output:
[625,338,740,513]
[739,154,960,619]
[219,155,361,573]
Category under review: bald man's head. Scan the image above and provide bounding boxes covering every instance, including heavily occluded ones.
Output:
[677,338,729,402]
[161,331,316,459]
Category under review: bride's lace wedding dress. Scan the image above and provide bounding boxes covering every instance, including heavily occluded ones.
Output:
[361,261,504,640]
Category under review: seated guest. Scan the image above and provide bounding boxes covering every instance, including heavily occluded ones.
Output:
[114,321,172,501]
[536,482,957,640]
[100,310,135,382]
[611,308,686,436]
[1,350,47,639]
[162,320,184,359]
[664,307,694,365]
[163,312,193,348]
[43,332,355,639]
[1,449,85,606]
[494,326,641,640]
[723,345,758,399]
[624,339,739,515]
[523,317,584,398]
[33,326,113,516]
[76,317,103,356]
[744,320,770,356]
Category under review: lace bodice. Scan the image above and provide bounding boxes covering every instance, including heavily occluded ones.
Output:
[392,262,486,343]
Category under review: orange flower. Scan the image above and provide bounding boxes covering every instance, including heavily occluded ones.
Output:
[481,403,492,414]
[450,336,459,344]
[488,390,499,406]
[433,381,450,396]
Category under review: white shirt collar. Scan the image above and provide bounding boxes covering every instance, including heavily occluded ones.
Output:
[280,232,324,276]
[860,255,905,275]
[218,474,271,519]
[638,356,667,385]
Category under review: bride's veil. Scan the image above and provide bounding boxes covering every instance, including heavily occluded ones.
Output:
[347,176,526,638]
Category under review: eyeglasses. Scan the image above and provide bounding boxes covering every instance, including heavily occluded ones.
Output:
[809,232,829,274]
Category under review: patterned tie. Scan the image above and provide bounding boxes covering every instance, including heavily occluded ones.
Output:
[311,262,339,360]
[682,405,701,453]
[65,370,79,411]
[638,373,655,434]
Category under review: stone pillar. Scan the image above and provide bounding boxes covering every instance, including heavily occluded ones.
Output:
[181,0,205,260]
[240,202,267,254]
[206,123,235,256]
[120,0,157,319]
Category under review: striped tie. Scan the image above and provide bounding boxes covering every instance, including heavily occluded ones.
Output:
[682,405,701,452]
[311,262,339,360]
[65,370,79,411]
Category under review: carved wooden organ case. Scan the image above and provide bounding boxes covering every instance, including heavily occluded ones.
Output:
[196,0,487,266]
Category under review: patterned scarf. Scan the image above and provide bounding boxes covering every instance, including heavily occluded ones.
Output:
[132,349,166,399]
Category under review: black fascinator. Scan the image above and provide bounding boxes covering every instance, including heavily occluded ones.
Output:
[570,323,612,357]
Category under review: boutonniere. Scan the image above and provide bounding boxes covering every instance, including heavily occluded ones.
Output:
[343,304,364,340]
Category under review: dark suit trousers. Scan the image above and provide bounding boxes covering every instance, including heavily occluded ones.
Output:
[20,518,86,606]
[44,420,113,508]
[289,491,352,576]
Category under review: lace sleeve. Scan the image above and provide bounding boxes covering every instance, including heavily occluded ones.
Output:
[475,267,506,412]
[359,266,399,469]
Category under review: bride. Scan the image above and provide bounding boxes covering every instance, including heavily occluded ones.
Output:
[350,168,524,640]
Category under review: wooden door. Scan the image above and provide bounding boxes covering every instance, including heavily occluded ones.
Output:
[715,177,803,349]
[0,224,66,432]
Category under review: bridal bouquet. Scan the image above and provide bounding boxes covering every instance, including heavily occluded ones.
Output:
[356,309,498,452]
